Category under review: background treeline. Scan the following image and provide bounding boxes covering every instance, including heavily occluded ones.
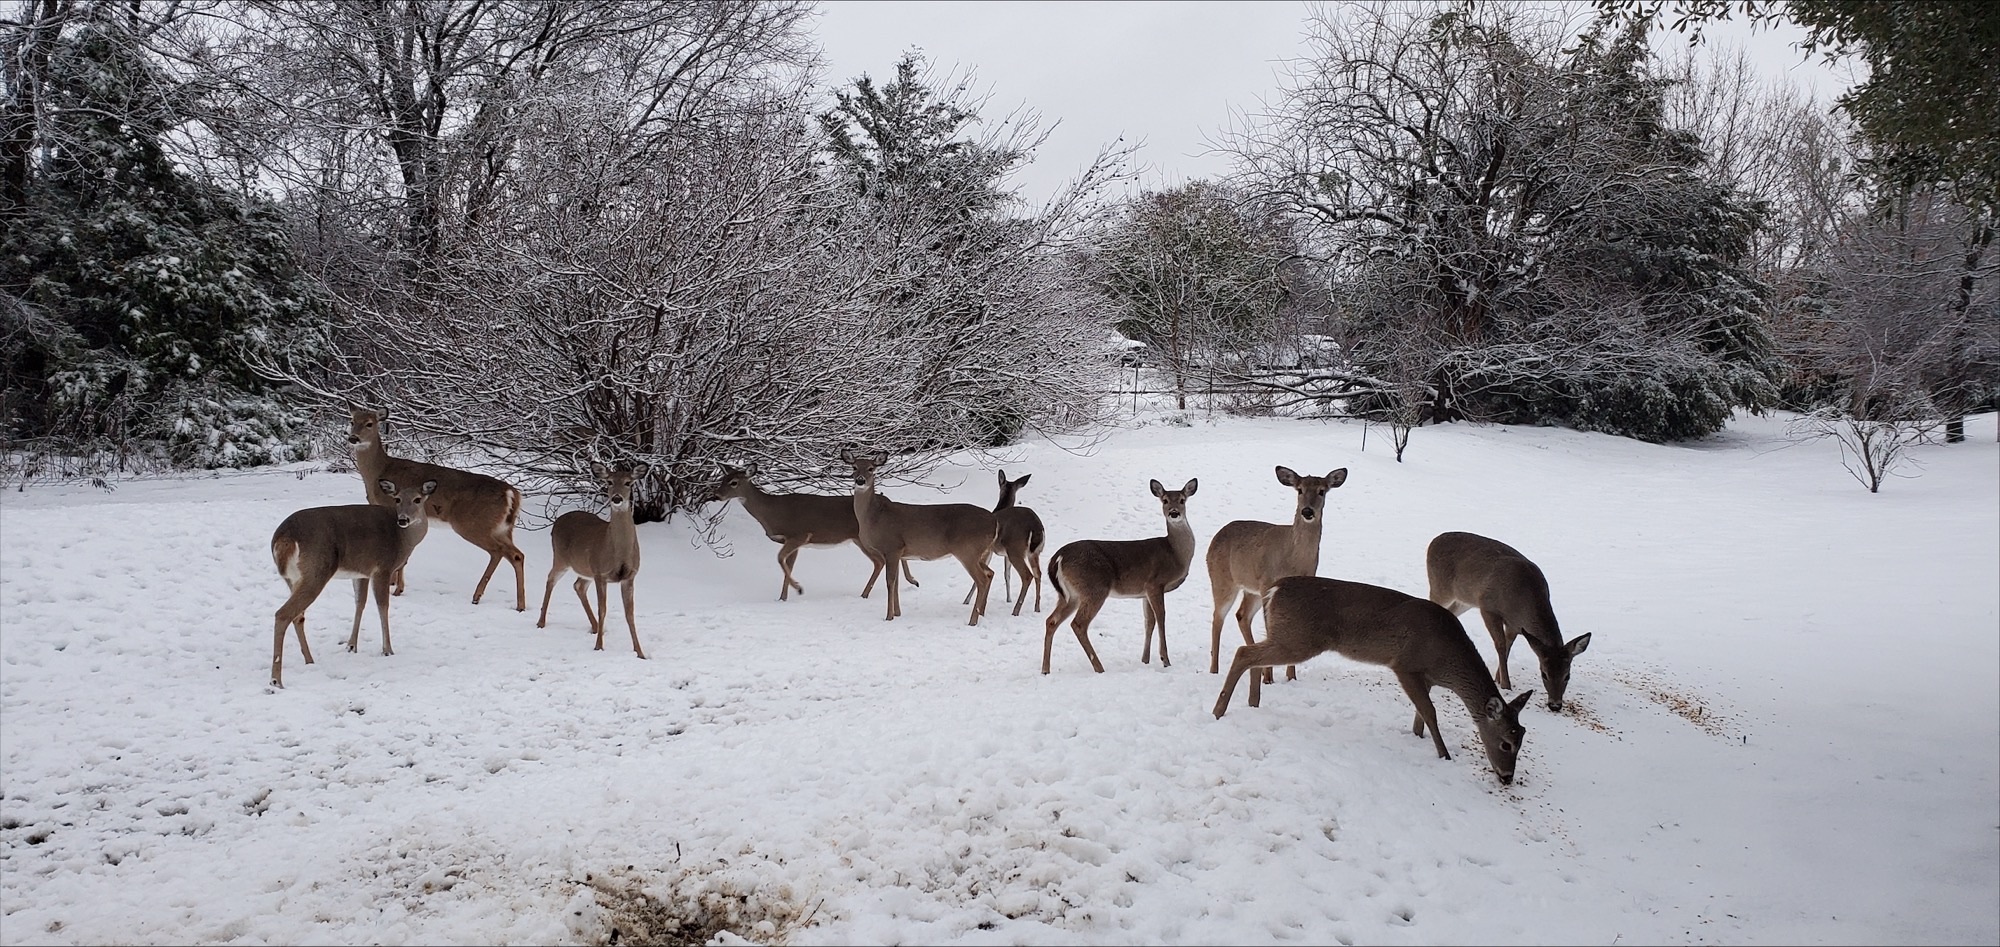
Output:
[4,0,1994,509]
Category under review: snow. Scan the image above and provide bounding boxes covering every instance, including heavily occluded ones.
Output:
[2,410,1995,946]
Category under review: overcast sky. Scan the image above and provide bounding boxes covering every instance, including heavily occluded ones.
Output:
[807,1,1850,207]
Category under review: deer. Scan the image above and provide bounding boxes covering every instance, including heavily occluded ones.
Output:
[842,450,998,626]
[269,474,438,689]
[1425,530,1591,713]
[1206,466,1348,684]
[1040,478,1199,675]
[961,470,1046,616]
[538,464,649,658]
[1213,575,1534,785]
[706,465,919,601]
[346,406,527,611]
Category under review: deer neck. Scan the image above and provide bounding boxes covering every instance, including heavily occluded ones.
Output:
[352,438,390,481]
[1445,664,1503,720]
[395,517,431,563]
[1164,514,1196,566]
[604,503,640,563]
[1288,510,1325,570]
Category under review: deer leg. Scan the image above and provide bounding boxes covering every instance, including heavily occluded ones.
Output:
[1208,588,1235,674]
[860,549,884,598]
[1041,595,1079,675]
[903,560,920,587]
[1235,592,1276,685]
[1395,670,1451,760]
[1481,610,1513,691]
[390,564,405,597]
[272,573,332,688]
[592,577,611,651]
[620,579,644,659]
[975,554,995,624]
[1141,597,1158,664]
[1067,595,1108,673]
[293,617,313,667]
[571,576,599,634]
[346,577,368,653]
[472,549,504,606]
[883,548,901,621]
[777,538,808,600]
[1009,548,1033,616]
[372,574,394,657]
[1213,640,1284,717]
[1028,550,1043,614]
[1149,588,1172,667]
[536,567,564,628]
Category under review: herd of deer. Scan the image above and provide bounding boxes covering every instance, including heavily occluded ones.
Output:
[266,408,1591,784]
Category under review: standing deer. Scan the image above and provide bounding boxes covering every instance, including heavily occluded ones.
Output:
[843,450,998,625]
[1040,478,1199,674]
[537,464,648,658]
[1206,466,1348,683]
[1426,530,1591,712]
[706,465,918,601]
[1213,575,1534,785]
[269,475,438,689]
[347,406,527,611]
[961,470,1046,616]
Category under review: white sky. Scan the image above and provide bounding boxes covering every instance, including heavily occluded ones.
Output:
[808,0,1851,205]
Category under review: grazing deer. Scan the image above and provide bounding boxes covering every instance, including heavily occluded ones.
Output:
[843,450,998,625]
[1213,575,1533,784]
[269,475,438,689]
[537,464,648,658]
[347,406,527,611]
[1041,478,1199,674]
[961,470,1046,616]
[1206,466,1348,683]
[706,465,917,601]
[1426,530,1591,712]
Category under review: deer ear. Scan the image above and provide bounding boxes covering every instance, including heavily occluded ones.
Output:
[632,463,651,479]
[998,469,1008,486]
[870,451,889,465]
[421,479,438,496]
[590,462,608,479]
[1325,468,1348,488]
[840,449,855,463]
[1567,633,1592,657]
[1182,478,1198,496]
[377,478,397,495]
[1275,465,1299,486]
[1508,691,1535,715]
[1149,478,1165,497]
[1015,473,1031,487]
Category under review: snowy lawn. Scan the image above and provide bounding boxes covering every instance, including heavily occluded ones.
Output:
[1,410,1995,946]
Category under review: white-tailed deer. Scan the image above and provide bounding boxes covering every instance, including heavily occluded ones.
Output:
[843,450,997,625]
[347,406,527,611]
[1426,531,1591,712]
[1041,478,1198,674]
[537,464,648,658]
[1213,575,1534,785]
[1206,466,1348,683]
[706,465,917,601]
[269,475,438,689]
[961,470,1046,616]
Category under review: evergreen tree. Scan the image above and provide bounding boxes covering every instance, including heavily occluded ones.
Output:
[1,12,327,468]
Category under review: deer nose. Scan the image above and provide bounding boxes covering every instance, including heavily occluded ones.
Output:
[396,515,412,528]
[1301,508,1316,521]
[347,436,361,445]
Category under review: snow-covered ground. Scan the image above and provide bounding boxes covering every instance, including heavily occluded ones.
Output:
[2,409,1995,946]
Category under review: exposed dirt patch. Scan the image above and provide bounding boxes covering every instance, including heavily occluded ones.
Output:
[580,862,819,946]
